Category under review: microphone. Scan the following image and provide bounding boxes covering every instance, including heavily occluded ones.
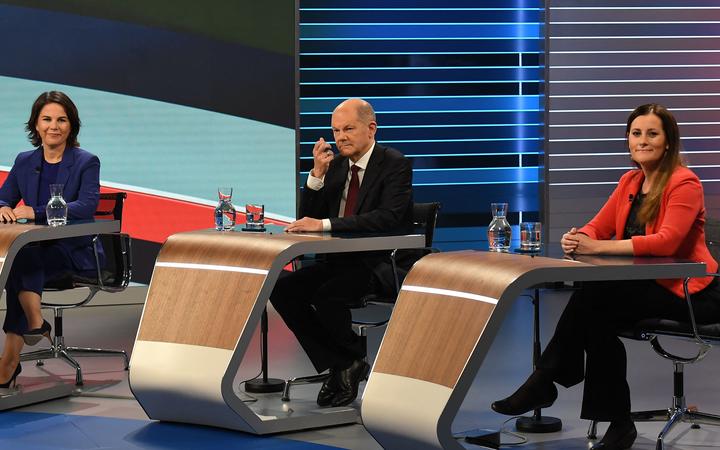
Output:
[34,166,40,174]
[628,193,634,202]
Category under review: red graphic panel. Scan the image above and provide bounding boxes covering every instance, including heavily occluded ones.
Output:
[0,170,290,244]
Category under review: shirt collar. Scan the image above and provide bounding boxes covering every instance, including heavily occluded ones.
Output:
[349,141,375,171]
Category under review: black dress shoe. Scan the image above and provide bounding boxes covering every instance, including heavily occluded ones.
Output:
[330,359,370,407]
[24,319,52,346]
[317,371,339,407]
[590,420,637,450]
[0,363,22,389]
[491,370,557,416]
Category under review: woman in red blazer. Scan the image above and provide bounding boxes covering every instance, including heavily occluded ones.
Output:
[492,104,720,450]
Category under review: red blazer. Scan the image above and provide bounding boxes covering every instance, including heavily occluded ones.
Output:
[578,166,717,297]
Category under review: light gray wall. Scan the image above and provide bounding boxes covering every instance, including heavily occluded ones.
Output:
[546,1,720,243]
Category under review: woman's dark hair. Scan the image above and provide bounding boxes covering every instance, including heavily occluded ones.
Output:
[625,103,684,224]
[25,91,81,148]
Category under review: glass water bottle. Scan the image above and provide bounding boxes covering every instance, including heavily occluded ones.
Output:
[46,183,68,227]
[487,202,511,252]
[214,187,236,231]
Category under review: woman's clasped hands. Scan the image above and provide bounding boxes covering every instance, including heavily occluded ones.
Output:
[0,206,34,223]
[560,227,602,255]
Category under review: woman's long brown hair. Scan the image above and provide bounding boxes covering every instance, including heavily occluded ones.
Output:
[625,104,684,224]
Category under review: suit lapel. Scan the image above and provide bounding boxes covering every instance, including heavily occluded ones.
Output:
[355,145,385,213]
[55,147,75,191]
[24,148,43,208]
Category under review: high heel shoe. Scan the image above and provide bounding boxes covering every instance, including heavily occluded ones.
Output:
[0,364,22,389]
[491,369,558,416]
[590,420,637,450]
[23,319,51,346]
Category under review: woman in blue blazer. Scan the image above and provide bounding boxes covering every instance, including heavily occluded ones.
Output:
[0,91,101,387]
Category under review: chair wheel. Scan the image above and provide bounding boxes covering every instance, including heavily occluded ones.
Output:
[36,360,44,367]
[691,423,701,429]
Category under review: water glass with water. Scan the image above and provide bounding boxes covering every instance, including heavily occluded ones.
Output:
[214,187,236,231]
[245,204,265,230]
[46,183,67,227]
[487,202,511,252]
[520,222,542,252]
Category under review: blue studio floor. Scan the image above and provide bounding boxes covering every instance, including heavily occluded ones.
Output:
[0,412,340,450]
[1,287,720,449]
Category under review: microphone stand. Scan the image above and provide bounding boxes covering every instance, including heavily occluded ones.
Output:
[515,287,562,433]
[244,307,284,393]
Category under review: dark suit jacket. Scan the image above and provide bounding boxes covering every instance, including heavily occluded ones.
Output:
[299,143,416,293]
[0,147,102,271]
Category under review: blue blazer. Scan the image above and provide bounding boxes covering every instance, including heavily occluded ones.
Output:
[0,147,102,271]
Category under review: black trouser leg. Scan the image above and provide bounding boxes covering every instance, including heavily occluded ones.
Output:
[537,279,720,421]
[269,262,374,373]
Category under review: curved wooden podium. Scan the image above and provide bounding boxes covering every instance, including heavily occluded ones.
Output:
[129,227,424,434]
[361,250,707,449]
[0,220,120,409]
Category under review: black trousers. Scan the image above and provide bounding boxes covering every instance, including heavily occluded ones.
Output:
[269,260,377,373]
[538,278,720,421]
[3,244,73,335]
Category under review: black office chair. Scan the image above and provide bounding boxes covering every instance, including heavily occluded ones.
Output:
[587,217,720,450]
[20,192,132,386]
[351,201,442,338]
[281,201,441,401]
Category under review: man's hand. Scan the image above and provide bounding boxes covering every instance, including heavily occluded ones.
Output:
[13,206,34,221]
[286,217,323,233]
[0,206,16,223]
[311,137,334,179]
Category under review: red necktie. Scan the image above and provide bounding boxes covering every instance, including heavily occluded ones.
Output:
[343,165,360,217]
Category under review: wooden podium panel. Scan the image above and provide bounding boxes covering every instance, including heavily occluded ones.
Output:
[129,228,425,434]
[362,250,707,449]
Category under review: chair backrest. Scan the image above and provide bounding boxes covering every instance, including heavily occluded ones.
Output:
[95,192,126,223]
[706,217,720,264]
[94,192,131,290]
[44,191,131,295]
[412,202,441,248]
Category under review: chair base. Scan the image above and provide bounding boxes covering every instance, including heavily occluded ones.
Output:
[633,407,720,450]
[21,342,129,386]
[589,408,720,450]
[281,373,330,402]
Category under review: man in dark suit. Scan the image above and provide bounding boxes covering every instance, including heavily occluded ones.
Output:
[270,98,414,407]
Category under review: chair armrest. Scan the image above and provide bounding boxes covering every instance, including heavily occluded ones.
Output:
[682,274,719,347]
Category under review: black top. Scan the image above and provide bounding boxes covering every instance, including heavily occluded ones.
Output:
[624,192,646,238]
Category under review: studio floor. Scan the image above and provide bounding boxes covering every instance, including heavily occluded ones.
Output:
[1,286,719,449]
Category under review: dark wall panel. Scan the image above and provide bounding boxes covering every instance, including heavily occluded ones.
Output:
[298,2,546,250]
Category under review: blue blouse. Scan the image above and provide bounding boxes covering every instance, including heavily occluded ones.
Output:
[33,159,61,221]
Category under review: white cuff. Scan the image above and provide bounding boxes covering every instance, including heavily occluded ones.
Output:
[322,218,331,231]
[306,173,324,191]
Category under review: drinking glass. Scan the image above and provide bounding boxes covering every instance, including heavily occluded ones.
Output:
[245,204,265,230]
[520,222,542,251]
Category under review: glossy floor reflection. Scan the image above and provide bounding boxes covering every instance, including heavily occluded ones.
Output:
[0,286,719,449]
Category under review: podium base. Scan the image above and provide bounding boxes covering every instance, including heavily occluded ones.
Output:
[516,415,562,433]
[245,378,285,393]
